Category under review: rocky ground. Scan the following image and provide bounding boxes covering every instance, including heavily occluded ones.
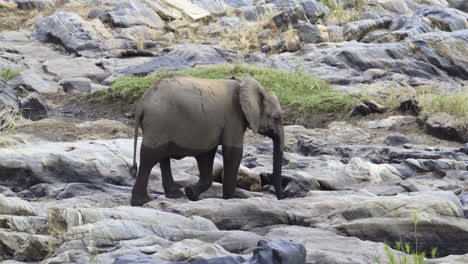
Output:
[0,0,467,263]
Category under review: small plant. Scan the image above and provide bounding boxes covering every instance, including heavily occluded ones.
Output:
[0,68,22,80]
[373,213,438,264]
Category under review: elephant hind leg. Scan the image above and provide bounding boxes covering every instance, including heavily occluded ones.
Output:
[131,145,163,206]
[160,158,184,198]
[185,148,217,201]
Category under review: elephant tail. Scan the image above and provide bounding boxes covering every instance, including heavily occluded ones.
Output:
[130,110,142,178]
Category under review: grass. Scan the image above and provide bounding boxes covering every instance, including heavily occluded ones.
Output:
[373,213,439,264]
[0,69,22,81]
[104,64,356,115]
[0,1,114,31]
[0,108,22,146]
[320,0,367,25]
[219,10,280,53]
[419,92,468,118]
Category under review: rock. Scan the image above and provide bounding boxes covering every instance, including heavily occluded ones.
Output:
[7,70,55,94]
[0,78,19,113]
[224,0,255,8]
[447,0,468,11]
[115,240,306,264]
[47,206,217,236]
[265,225,405,264]
[144,0,183,20]
[14,235,50,262]
[153,239,236,262]
[99,0,165,29]
[383,134,410,146]
[155,0,212,21]
[239,4,277,21]
[61,77,92,93]
[399,98,421,114]
[252,29,468,85]
[165,44,236,65]
[421,112,468,143]
[117,55,191,77]
[88,8,106,19]
[342,17,393,41]
[272,0,329,30]
[42,58,109,81]
[192,0,226,16]
[331,191,468,256]
[363,115,417,129]
[6,0,65,10]
[0,139,138,189]
[34,11,106,54]
[19,92,48,121]
[0,194,35,216]
[349,100,387,117]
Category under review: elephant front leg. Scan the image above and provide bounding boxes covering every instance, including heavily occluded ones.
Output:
[222,146,243,199]
[160,158,184,198]
[185,148,217,201]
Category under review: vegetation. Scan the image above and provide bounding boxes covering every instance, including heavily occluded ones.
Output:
[106,64,357,114]
[320,0,367,25]
[373,213,438,264]
[419,92,468,118]
[0,69,22,81]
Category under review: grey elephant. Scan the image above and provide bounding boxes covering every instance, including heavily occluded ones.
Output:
[129,74,284,206]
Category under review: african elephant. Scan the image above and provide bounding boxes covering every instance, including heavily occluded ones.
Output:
[130,74,284,206]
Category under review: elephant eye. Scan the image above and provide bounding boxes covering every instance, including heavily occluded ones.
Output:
[274,115,281,121]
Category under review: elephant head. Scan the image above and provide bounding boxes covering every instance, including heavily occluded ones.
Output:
[240,77,284,199]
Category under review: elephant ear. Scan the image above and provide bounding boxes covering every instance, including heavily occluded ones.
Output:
[239,77,265,134]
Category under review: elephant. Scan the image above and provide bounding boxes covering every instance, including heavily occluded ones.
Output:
[129,73,284,206]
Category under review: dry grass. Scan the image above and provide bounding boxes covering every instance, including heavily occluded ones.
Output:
[321,0,367,25]
[0,108,23,146]
[219,10,279,53]
[0,1,114,31]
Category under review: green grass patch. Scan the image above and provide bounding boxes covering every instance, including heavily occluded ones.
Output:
[0,68,22,80]
[106,64,356,114]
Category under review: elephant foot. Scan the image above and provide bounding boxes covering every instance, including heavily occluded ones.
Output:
[184,186,199,201]
[165,188,184,199]
[131,193,151,206]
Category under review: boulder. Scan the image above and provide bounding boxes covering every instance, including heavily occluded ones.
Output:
[116,55,191,76]
[5,0,66,10]
[61,77,92,93]
[239,4,277,21]
[7,70,56,94]
[34,11,106,54]
[165,44,236,65]
[255,29,468,85]
[265,225,406,264]
[153,239,236,262]
[114,240,306,264]
[272,0,329,30]
[349,100,387,117]
[99,0,165,29]
[0,78,19,113]
[0,194,35,216]
[420,112,468,143]
[155,0,212,21]
[192,0,226,16]
[42,57,109,81]
[0,139,138,189]
[19,92,48,121]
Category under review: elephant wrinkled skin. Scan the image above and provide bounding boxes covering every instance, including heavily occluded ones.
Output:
[130,74,285,206]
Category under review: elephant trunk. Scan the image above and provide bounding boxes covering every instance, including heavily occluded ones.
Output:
[271,127,284,200]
